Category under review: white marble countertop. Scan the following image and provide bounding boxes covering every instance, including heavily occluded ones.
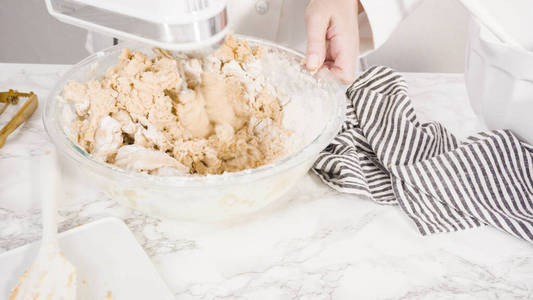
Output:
[0,63,532,299]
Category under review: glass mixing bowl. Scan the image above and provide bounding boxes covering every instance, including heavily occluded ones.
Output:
[43,36,346,221]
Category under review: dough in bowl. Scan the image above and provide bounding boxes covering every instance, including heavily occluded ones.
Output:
[62,36,291,175]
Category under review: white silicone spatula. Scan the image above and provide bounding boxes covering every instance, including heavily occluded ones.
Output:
[9,150,77,300]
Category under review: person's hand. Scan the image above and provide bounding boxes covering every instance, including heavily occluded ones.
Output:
[305,0,361,83]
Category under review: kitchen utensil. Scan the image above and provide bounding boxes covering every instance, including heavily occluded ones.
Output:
[43,36,346,222]
[0,90,38,148]
[9,150,77,300]
[1,217,175,299]
[45,0,228,54]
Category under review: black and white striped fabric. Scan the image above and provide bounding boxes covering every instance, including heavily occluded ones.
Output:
[313,66,533,243]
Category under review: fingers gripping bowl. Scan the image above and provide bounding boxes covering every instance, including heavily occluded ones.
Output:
[43,36,346,221]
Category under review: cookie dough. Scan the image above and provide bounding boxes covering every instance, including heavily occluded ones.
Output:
[63,36,290,175]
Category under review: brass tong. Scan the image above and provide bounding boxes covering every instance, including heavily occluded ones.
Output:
[0,90,38,148]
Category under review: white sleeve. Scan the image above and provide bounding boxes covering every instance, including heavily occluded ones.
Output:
[358,0,424,55]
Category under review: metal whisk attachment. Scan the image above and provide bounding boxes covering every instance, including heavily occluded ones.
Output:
[0,90,38,148]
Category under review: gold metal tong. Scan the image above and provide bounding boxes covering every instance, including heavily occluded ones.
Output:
[0,90,38,148]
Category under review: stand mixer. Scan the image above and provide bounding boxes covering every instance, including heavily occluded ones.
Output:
[45,0,229,54]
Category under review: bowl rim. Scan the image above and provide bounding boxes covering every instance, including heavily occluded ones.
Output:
[43,34,346,187]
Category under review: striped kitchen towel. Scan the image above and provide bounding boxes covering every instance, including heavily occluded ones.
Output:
[313,66,533,243]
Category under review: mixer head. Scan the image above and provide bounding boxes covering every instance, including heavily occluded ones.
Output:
[45,0,228,53]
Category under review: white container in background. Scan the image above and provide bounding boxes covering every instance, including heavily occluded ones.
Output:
[465,19,533,143]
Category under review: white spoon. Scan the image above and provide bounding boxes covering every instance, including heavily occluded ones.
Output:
[9,150,77,300]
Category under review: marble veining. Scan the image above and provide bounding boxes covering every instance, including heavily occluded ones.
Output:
[0,63,532,299]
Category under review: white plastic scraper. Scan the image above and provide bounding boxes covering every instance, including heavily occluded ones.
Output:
[9,150,76,300]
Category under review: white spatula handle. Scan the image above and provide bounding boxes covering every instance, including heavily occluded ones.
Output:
[40,148,61,245]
